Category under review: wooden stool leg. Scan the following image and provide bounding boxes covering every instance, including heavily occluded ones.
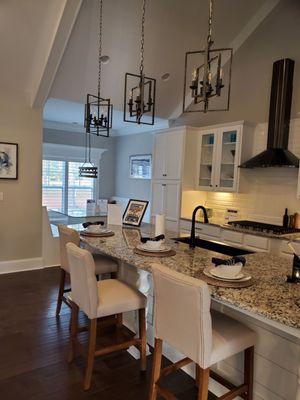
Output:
[149,338,163,400]
[195,364,200,387]
[244,346,254,400]
[68,302,79,363]
[56,269,66,317]
[197,366,210,400]
[139,308,147,371]
[116,313,123,328]
[83,319,97,391]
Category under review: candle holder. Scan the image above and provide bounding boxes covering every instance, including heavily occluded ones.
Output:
[287,254,300,283]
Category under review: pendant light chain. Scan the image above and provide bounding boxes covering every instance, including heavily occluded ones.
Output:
[207,0,213,45]
[97,0,103,98]
[140,0,146,76]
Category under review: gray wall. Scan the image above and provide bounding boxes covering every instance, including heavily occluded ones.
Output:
[114,132,154,201]
[173,0,300,127]
[43,128,115,198]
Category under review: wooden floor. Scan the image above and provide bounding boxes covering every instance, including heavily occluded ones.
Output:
[0,267,216,400]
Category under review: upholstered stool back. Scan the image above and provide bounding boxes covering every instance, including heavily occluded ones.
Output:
[66,243,98,319]
[58,225,80,273]
[151,263,212,369]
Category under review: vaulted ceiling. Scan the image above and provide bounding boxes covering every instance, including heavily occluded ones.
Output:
[50,0,267,120]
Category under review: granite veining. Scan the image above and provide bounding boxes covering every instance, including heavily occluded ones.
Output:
[81,224,300,330]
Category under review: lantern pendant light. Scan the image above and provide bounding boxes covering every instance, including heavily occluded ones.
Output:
[124,0,156,125]
[183,0,233,113]
[79,132,98,179]
[84,0,113,137]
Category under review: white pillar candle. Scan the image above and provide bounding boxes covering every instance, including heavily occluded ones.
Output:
[155,214,165,237]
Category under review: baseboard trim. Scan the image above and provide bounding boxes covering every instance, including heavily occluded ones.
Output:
[0,257,44,274]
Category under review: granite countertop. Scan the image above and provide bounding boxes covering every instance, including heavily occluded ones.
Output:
[81,224,300,330]
[181,217,300,241]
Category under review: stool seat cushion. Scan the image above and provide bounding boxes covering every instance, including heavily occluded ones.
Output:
[94,254,118,275]
[210,310,256,366]
[68,279,146,318]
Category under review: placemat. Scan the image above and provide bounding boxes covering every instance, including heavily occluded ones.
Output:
[80,231,115,238]
[197,272,254,288]
[133,248,176,257]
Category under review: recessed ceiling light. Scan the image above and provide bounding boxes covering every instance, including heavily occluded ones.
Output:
[100,55,110,64]
[161,73,170,81]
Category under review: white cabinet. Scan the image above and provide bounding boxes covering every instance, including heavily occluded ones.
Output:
[196,124,243,192]
[152,129,185,180]
[151,181,181,232]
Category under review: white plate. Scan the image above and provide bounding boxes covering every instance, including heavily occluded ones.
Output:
[85,228,112,234]
[137,244,171,253]
[210,268,244,280]
[203,267,251,282]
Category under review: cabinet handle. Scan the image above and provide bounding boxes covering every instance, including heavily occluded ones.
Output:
[162,184,166,187]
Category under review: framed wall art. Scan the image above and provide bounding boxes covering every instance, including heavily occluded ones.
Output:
[0,142,18,180]
[129,154,152,179]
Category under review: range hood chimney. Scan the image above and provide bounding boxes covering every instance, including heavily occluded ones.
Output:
[240,58,299,168]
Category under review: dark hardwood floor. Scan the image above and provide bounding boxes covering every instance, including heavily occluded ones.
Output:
[0,267,215,399]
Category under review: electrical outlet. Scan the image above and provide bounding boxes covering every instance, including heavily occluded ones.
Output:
[0,192,3,201]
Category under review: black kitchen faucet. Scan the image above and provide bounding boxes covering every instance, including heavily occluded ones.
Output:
[190,205,209,248]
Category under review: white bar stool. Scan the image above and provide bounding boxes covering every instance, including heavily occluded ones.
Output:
[56,225,118,316]
[149,263,257,400]
[66,242,147,390]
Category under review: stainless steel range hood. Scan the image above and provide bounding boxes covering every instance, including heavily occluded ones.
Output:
[240,58,299,168]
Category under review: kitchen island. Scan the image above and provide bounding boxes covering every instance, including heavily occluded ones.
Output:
[81,224,300,400]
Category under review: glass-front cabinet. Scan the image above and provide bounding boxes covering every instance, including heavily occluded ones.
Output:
[196,125,242,192]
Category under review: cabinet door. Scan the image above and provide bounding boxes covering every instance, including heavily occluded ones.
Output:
[164,182,181,222]
[215,126,241,192]
[197,131,218,190]
[152,134,166,180]
[151,181,165,215]
[165,131,185,180]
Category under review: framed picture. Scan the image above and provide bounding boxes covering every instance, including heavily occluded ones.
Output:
[122,228,142,249]
[129,154,152,179]
[0,142,18,180]
[123,199,149,227]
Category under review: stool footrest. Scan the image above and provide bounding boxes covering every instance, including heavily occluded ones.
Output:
[157,384,178,400]
[160,357,192,379]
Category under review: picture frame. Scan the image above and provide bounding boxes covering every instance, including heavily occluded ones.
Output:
[0,142,18,180]
[122,199,149,227]
[129,154,152,179]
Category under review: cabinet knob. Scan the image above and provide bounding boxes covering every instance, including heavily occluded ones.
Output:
[209,184,212,187]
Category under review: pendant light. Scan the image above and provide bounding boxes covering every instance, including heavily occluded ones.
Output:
[124,0,156,125]
[183,0,233,113]
[79,132,98,179]
[84,0,113,137]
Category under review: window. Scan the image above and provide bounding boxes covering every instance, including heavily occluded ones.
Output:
[42,159,96,213]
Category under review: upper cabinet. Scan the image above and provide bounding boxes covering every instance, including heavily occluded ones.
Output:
[195,123,253,192]
[152,128,185,180]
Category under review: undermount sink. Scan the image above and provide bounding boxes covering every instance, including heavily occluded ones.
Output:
[172,237,254,256]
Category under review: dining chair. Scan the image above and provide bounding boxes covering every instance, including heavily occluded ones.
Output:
[149,263,256,400]
[56,225,118,316]
[66,242,147,390]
